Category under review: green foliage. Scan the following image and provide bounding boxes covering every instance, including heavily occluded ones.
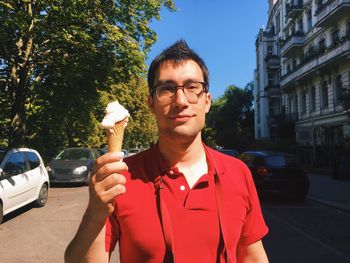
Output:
[98,78,158,150]
[204,82,254,150]
[0,0,174,159]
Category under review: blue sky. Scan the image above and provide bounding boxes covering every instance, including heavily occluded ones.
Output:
[147,1,268,99]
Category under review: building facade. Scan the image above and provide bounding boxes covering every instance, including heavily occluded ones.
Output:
[254,0,350,146]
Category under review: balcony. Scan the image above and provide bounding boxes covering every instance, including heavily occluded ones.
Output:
[280,38,350,89]
[265,85,281,97]
[315,0,350,28]
[286,2,303,19]
[280,32,305,57]
[265,55,280,70]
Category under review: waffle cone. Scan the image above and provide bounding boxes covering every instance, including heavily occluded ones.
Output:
[107,117,128,152]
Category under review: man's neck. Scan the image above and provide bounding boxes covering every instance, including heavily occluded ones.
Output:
[158,134,208,188]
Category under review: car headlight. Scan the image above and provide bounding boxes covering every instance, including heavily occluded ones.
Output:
[73,166,88,175]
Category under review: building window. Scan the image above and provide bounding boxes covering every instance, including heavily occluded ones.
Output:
[301,90,307,114]
[334,75,342,104]
[276,12,281,33]
[267,44,273,56]
[347,20,350,38]
[332,29,340,47]
[307,9,312,31]
[268,73,274,86]
[310,86,316,111]
[297,18,303,33]
[318,38,326,53]
[321,81,329,108]
[287,63,291,74]
[294,94,298,116]
[288,96,292,114]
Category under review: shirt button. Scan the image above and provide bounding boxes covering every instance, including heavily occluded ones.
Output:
[180,185,186,191]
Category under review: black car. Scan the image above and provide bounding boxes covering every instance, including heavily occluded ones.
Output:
[46,147,103,185]
[239,151,309,201]
[217,148,239,158]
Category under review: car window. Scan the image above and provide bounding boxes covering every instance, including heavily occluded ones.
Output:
[25,152,41,170]
[3,152,28,175]
[239,153,255,165]
[91,148,102,159]
[0,150,6,164]
[264,155,299,167]
[219,149,238,157]
[56,149,91,160]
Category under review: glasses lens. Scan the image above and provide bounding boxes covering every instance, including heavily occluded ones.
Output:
[156,84,175,100]
[155,82,207,103]
[183,82,203,103]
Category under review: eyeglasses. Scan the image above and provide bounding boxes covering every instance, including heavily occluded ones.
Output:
[154,81,208,103]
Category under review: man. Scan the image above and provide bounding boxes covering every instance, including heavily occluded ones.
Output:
[65,40,269,263]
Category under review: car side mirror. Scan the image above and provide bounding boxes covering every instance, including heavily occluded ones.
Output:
[0,168,10,180]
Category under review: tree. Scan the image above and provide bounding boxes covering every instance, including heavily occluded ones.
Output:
[204,83,254,150]
[0,0,175,151]
[98,77,158,150]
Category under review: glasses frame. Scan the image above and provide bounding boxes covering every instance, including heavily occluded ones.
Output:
[153,81,209,103]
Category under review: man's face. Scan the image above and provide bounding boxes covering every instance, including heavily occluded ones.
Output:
[148,59,211,141]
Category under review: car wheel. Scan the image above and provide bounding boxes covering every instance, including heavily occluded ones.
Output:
[35,183,48,207]
[294,191,307,202]
[0,202,3,224]
[85,172,91,186]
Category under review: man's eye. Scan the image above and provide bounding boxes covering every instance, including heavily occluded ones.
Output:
[186,83,200,91]
[160,85,175,92]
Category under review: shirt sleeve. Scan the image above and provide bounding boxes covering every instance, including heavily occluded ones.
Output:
[105,210,120,252]
[238,164,269,245]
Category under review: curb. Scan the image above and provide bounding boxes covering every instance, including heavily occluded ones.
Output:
[307,196,350,213]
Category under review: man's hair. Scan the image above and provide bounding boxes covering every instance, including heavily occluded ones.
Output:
[147,39,209,96]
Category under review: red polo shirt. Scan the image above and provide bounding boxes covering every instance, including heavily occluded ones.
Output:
[105,144,268,263]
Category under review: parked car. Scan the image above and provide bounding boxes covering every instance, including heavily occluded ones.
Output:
[99,147,129,157]
[217,148,239,158]
[46,147,103,185]
[128,148,143,156]
[238,151,309,201]
[0,148,49,223]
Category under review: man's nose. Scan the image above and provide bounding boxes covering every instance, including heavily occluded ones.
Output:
[174,88,189,107]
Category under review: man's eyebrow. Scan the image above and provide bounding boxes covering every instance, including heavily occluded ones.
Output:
[155,80,176,85]
[156,78,202,85]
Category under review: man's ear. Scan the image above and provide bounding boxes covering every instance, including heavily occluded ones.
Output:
[205,92,212,114]
[148,95,155,114]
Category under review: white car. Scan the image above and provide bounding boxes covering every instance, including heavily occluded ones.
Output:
[0,148,49,223]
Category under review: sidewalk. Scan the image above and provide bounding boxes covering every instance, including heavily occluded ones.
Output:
[307,173,350,213]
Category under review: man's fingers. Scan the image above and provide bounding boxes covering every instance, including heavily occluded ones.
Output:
[93,151,125,174]
[90,178,126,204]
[93,161,128,182]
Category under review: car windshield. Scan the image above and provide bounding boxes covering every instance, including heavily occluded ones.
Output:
[264,155,300,167]
[0,150,6,163]
[55,149,90,161]
[219,149,238,157]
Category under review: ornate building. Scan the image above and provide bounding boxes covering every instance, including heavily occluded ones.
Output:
[254,0,350,146]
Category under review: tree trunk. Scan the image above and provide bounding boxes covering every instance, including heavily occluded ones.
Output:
[8,81,26,148]
[7,1,34,149]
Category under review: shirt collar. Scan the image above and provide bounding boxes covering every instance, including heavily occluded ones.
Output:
[153,142,216,178]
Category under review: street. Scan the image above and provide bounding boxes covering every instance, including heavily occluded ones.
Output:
[0,183,350,263]
[262,197,350,263]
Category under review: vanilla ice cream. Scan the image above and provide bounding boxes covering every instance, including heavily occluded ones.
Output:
[100,100,130,130]
[100,100,129,152]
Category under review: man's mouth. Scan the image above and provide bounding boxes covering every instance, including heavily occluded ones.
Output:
[170,114,194,122]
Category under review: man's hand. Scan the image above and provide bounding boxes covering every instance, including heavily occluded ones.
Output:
[65,151,127,263]
[85,151,128,224]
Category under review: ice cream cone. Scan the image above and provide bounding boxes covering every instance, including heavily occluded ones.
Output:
[107,117,128,152]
